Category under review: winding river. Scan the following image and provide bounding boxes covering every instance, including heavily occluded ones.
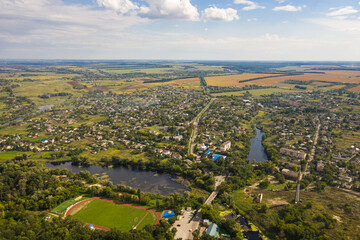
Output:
[247,124,268,163]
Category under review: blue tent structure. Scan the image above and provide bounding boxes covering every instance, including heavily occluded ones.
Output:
[212,154,226,161]
[205,150,211,155]
[162,210,175,220]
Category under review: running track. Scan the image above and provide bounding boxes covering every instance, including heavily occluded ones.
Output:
[64,198,161,231]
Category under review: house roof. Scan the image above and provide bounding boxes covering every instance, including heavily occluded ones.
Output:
[206,223,220,237]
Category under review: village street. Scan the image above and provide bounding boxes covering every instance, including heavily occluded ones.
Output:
[188,98,215,157]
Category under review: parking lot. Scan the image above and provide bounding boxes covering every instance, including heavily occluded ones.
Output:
[173,210,201,240]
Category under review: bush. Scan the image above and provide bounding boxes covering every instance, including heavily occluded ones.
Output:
[259,179,270,189]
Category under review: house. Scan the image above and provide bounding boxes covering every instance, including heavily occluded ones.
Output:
[203,219,211,227]
[173,135,183,141]
[162,150,171,156]
[316,162,325,171]
[281,169,299,180]
[205,223,220,238]
[199,144,209,151]
[220,141,231,151]
[280,148,307,160]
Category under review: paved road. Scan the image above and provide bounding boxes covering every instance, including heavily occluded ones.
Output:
[173,175,226,240]
[309,122,321,162]
[188,98,215,157]
[304,120,320,175]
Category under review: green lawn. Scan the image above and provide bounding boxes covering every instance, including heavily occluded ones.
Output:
[72,200,156,231]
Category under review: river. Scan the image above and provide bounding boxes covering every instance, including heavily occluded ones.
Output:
[45,162,189,196]
[247,124,268,163]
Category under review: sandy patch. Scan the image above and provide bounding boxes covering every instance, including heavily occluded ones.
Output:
[68,200,91,216]
[269,198,288,206]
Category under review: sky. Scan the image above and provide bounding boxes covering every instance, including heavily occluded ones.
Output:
[1,0,360,61]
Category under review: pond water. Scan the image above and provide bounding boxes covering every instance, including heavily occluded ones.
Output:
[37,104,54,113]
[247,124,268,163]
[238,216,263,240]
[45,162,189,196]
[2,105,54,126]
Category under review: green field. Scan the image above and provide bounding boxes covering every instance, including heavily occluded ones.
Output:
[72,200,157,231]
[51,198,78,215]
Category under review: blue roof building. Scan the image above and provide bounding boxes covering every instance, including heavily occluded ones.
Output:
[205,150,211,155]
[206,223,220,237]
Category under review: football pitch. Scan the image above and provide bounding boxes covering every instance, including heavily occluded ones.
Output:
[69,199,159,231]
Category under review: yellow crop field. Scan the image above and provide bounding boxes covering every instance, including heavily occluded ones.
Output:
[205,71,360,87]
[205,74,279,86]
[330,85,346,89]
[348,85,360,92]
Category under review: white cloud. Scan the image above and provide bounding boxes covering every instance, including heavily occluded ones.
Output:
[0,0,147,47]
[202,7,239,22]
[275,0,287,3]
[234,0,265,11]
[273,5,302,12]
[310,18,360,34]
[139,0,199,20]
[326,6,358,17]
[264,33,280,40]
[247,18,258,22]
[97,0,138,14]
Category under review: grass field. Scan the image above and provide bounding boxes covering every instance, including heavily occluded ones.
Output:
[51,198,78,215]
[71,199,158,231]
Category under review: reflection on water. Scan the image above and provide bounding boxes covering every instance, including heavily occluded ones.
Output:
[46,162,189,196]
[247,124,268,163]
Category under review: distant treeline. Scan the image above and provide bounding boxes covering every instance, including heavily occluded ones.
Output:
[207,85,277,94]
[143,76,198,84]
[38,92,72,99]
[200,76,207,87]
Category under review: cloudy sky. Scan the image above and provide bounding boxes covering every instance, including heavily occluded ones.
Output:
[1,0,360,60]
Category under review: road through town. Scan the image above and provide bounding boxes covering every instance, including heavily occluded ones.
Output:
[173,175,226,240]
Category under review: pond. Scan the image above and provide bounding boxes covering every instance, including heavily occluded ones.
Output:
[45,162,190,196]
[2,105,54,126]
[37,104,54,113]
[247,124,268,163]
